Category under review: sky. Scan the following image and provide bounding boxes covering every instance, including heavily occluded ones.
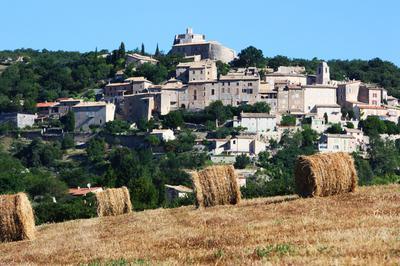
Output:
[1,0,399,65]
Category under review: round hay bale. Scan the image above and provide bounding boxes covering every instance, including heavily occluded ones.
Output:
[295,152,358,197]
[95,186,132,217]
[191,165,241,208]
[0,193,36,242]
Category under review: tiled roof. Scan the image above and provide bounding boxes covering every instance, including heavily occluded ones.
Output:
[240,112,275,119]
[68,187,103,196]
[36,102,58,108]
[73,101,108,108]
[165,185,193,193]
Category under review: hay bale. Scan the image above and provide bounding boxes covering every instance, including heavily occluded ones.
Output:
[295,152,358,197]
[0,193,36,242]
[95,187,132,217]
[191,165,241,208]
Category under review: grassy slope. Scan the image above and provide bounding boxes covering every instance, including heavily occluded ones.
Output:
[1,185,399,265]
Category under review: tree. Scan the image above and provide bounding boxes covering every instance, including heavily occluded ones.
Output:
[205,100,232,125]
[104,120,130,134]
[280,115,296,126]
[162,111,184,129]
[234,154,251,169]
[231,46,266,68]
[141,43,145,55]
[323,112,328,124]
[61,135,74,150]
[86,138,106,162]
[134,63,168,84]
[118,42,125,58]
[359,116,387,135]
[346,122,355,129]
[60,111,75,132]
[15,138,62,167]
[368,135,399,176]
[155,43,161,57]
[146,135,160,147]
[326,123,343,134]
[216,60,230,77]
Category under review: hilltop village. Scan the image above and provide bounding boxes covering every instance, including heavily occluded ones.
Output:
[0,28,400,223]
[32,29,400,155]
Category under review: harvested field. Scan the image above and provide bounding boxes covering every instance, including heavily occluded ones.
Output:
[0,185,399,265]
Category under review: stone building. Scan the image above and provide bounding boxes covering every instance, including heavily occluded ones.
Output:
[277,84,305,114]
[358,84,386,106]
[122,92,170,123]
[72,102,115,131]
[125,53,158,67]
[318,134,357,153]
[0,113,37,128]
[169,28,236,63]
[175,59,217,83]
[316,61,330,85]
[303,84,337,113]
[233,112,276,134]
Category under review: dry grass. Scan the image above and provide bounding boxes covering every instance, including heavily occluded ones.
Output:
[191,165,241,207]
[96,187,132,217]
[0,185,399,265]
[0,193,36,242]
[295,152,358,197]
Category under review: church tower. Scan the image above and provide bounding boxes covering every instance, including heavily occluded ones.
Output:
[316,61,330,85]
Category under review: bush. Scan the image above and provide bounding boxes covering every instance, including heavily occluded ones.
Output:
[34,195,97,225]
[280,115,296,126]
[61,135,75,150]
[234,154,251,169]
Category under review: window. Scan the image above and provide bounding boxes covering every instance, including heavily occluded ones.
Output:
[194,90,197,100]
[192,70,195,74]
[248,82,252,86]
[200,70,203,74]
[237,82,239,86]
[211,89,215,95]
[222,88,225,93]
[228,82,231,86]
[222,82,225,86]
[233,140,236,144]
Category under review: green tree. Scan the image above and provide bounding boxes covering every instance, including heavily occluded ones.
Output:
[155,43,161,57]
[61,135,74,150]
[60,111,75,132]
[86,138,106,162]
[216,60,230,77]
[231,46,266,68]
[162,111,184,129]
[323,112,328,124]
[234,154,251,169]
[141,43,145,55]
[368,135,399,176]
[346,122,355,129]
[360,116,386,135]
[326,123,343,134]
[119,42,126,58]
[280,115,296,126]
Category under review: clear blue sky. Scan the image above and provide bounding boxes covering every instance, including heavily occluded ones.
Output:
[1,0,399,65]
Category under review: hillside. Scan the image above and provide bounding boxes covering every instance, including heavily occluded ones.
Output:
[0,185,399,265]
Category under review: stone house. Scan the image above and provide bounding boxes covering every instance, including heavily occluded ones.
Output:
[233,112,276,134]
[125,53,158,67]
[318,134,357,153]
[176,59,217,83]
[0,112,37,128]
[72,101,115,131]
